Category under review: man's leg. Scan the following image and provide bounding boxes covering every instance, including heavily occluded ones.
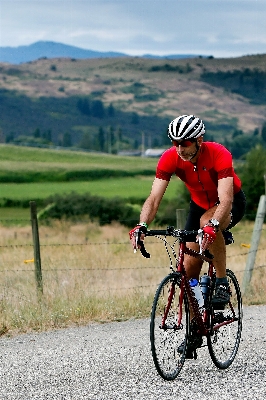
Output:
[200,207,231,307]
[184,242,203,280]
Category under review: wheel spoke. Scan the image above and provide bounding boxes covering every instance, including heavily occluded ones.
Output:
[150,273,189,380]
[207,269,242,369]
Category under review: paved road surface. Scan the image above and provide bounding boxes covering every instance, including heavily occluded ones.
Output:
[0,305,265,399]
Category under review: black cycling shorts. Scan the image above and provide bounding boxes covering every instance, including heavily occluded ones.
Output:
[185,189,246,232]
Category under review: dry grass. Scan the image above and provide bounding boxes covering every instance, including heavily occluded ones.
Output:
[0,220,265,336]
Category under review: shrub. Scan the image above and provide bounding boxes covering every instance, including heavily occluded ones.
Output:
[240,146,266,219]
[39,193,139,227]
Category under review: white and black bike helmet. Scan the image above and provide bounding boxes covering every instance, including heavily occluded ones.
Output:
[168,115,205,141]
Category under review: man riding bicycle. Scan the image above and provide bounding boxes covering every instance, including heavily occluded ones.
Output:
[129,114,246,355]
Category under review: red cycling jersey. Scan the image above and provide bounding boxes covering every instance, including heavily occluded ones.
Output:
[156,142,242,210]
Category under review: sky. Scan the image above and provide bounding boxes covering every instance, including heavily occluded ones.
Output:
[0,0,265,58]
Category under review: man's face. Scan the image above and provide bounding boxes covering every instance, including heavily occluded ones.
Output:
[172,138,198,161]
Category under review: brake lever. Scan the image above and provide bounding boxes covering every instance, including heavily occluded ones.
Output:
[134,232,138,254]
[197,228,204,254]
[133,230,150,258]
[139,240,150,259]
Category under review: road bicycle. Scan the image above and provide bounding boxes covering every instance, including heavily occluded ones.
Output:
[139,226,242,381]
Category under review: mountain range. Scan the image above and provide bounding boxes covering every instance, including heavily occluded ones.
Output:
[0,46,265,160]
[0,41,203,64]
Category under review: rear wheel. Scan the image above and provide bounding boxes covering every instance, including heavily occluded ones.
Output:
[207,269,242,369]
[150,273,189,380]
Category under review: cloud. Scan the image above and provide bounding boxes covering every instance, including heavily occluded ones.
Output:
[0,0,265,57]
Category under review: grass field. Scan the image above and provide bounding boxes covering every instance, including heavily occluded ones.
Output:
[0,144,182,205]
[0,144,157,171]
[0,176,181,201]
[0,220,265,336]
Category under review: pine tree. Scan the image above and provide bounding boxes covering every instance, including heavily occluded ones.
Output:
[261,122,266,142]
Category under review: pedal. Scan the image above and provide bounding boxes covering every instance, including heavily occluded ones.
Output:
[185,349,198,360]
[185,350,194,359]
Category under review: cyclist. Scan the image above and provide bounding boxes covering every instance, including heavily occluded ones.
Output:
[129,114,246,356]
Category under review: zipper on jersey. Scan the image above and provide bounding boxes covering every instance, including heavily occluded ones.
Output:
[194,163,211,208]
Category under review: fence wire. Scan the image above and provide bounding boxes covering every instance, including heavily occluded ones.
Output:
[0,224,265,295]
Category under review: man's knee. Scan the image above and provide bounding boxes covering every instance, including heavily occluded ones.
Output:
[200,212,212,227]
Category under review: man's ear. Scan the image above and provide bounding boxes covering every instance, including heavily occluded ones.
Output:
[197,136,204,146]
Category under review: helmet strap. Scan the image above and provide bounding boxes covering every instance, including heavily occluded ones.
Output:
[188,141,200,161]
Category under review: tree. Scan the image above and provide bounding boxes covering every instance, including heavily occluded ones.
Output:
[110,126,115,147]
[62,132,72,147]
[5,133,15,143]
[229,136,251,159]
[77,98,91,116]
[117,127,123,143]
[44,129,52,142]
[33,128,41,138]
[0,128,4,143]
[98,127,105,152]
[131,112,139,124]
[253,127,259,136]
[92,100,105,118]
[240,146,266,219]
[232,129,243,139]
[261,122,266,142]
[79,132,92,150]
[107,103,115,117]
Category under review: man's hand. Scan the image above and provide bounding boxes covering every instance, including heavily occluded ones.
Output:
[201,225,216,251]
[129,224,147,252]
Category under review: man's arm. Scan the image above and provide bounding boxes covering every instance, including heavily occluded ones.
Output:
[129,177,169,251]
[200,176,234,252]
[212,176,234,229]
[139,178,169,225]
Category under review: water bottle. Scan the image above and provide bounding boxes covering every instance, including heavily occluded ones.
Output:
[200,275,211,303]
[189,278,204,307]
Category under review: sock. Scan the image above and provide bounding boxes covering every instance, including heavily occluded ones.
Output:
[216,277,229,287]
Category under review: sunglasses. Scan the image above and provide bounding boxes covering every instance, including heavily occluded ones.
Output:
[172,139,196,147]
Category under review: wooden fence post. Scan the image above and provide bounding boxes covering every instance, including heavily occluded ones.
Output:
[176,209,186,229]
[30,201,43,294]
[242,195,266,294]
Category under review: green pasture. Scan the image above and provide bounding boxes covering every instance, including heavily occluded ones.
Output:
[0,176,180,201]
[0,144,158,172]
[0,145,180,226]
[0,207,30,225]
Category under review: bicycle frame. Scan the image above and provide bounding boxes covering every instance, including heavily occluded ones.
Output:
[148,227,242,378]
[146,228,238,337]
[177,239,213,336]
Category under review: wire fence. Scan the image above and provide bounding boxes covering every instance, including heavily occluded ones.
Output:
[0,218,265,298]
[0,218,265,335]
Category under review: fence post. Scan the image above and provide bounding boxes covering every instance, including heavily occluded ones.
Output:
[242,195,266,294]
[176,209,186,229]
[30,201,43,294]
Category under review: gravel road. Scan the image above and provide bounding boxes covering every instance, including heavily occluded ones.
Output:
[0,305,265,400]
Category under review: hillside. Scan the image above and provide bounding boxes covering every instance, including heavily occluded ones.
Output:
[0,54,266,157]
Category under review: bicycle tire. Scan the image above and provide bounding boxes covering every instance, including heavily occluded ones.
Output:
[150,273,189,380]
[207,269,243,369]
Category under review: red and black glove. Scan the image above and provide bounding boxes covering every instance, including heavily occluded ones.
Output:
[201,225,216,251]
[129,224,147,252]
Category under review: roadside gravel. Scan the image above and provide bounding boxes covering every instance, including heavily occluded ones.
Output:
[0,305,265,400]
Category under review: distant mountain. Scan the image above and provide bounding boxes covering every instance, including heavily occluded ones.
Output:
[0,41,203,64]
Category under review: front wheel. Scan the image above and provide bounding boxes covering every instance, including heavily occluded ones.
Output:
[150,273,189,380]
[207,269,243,369]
